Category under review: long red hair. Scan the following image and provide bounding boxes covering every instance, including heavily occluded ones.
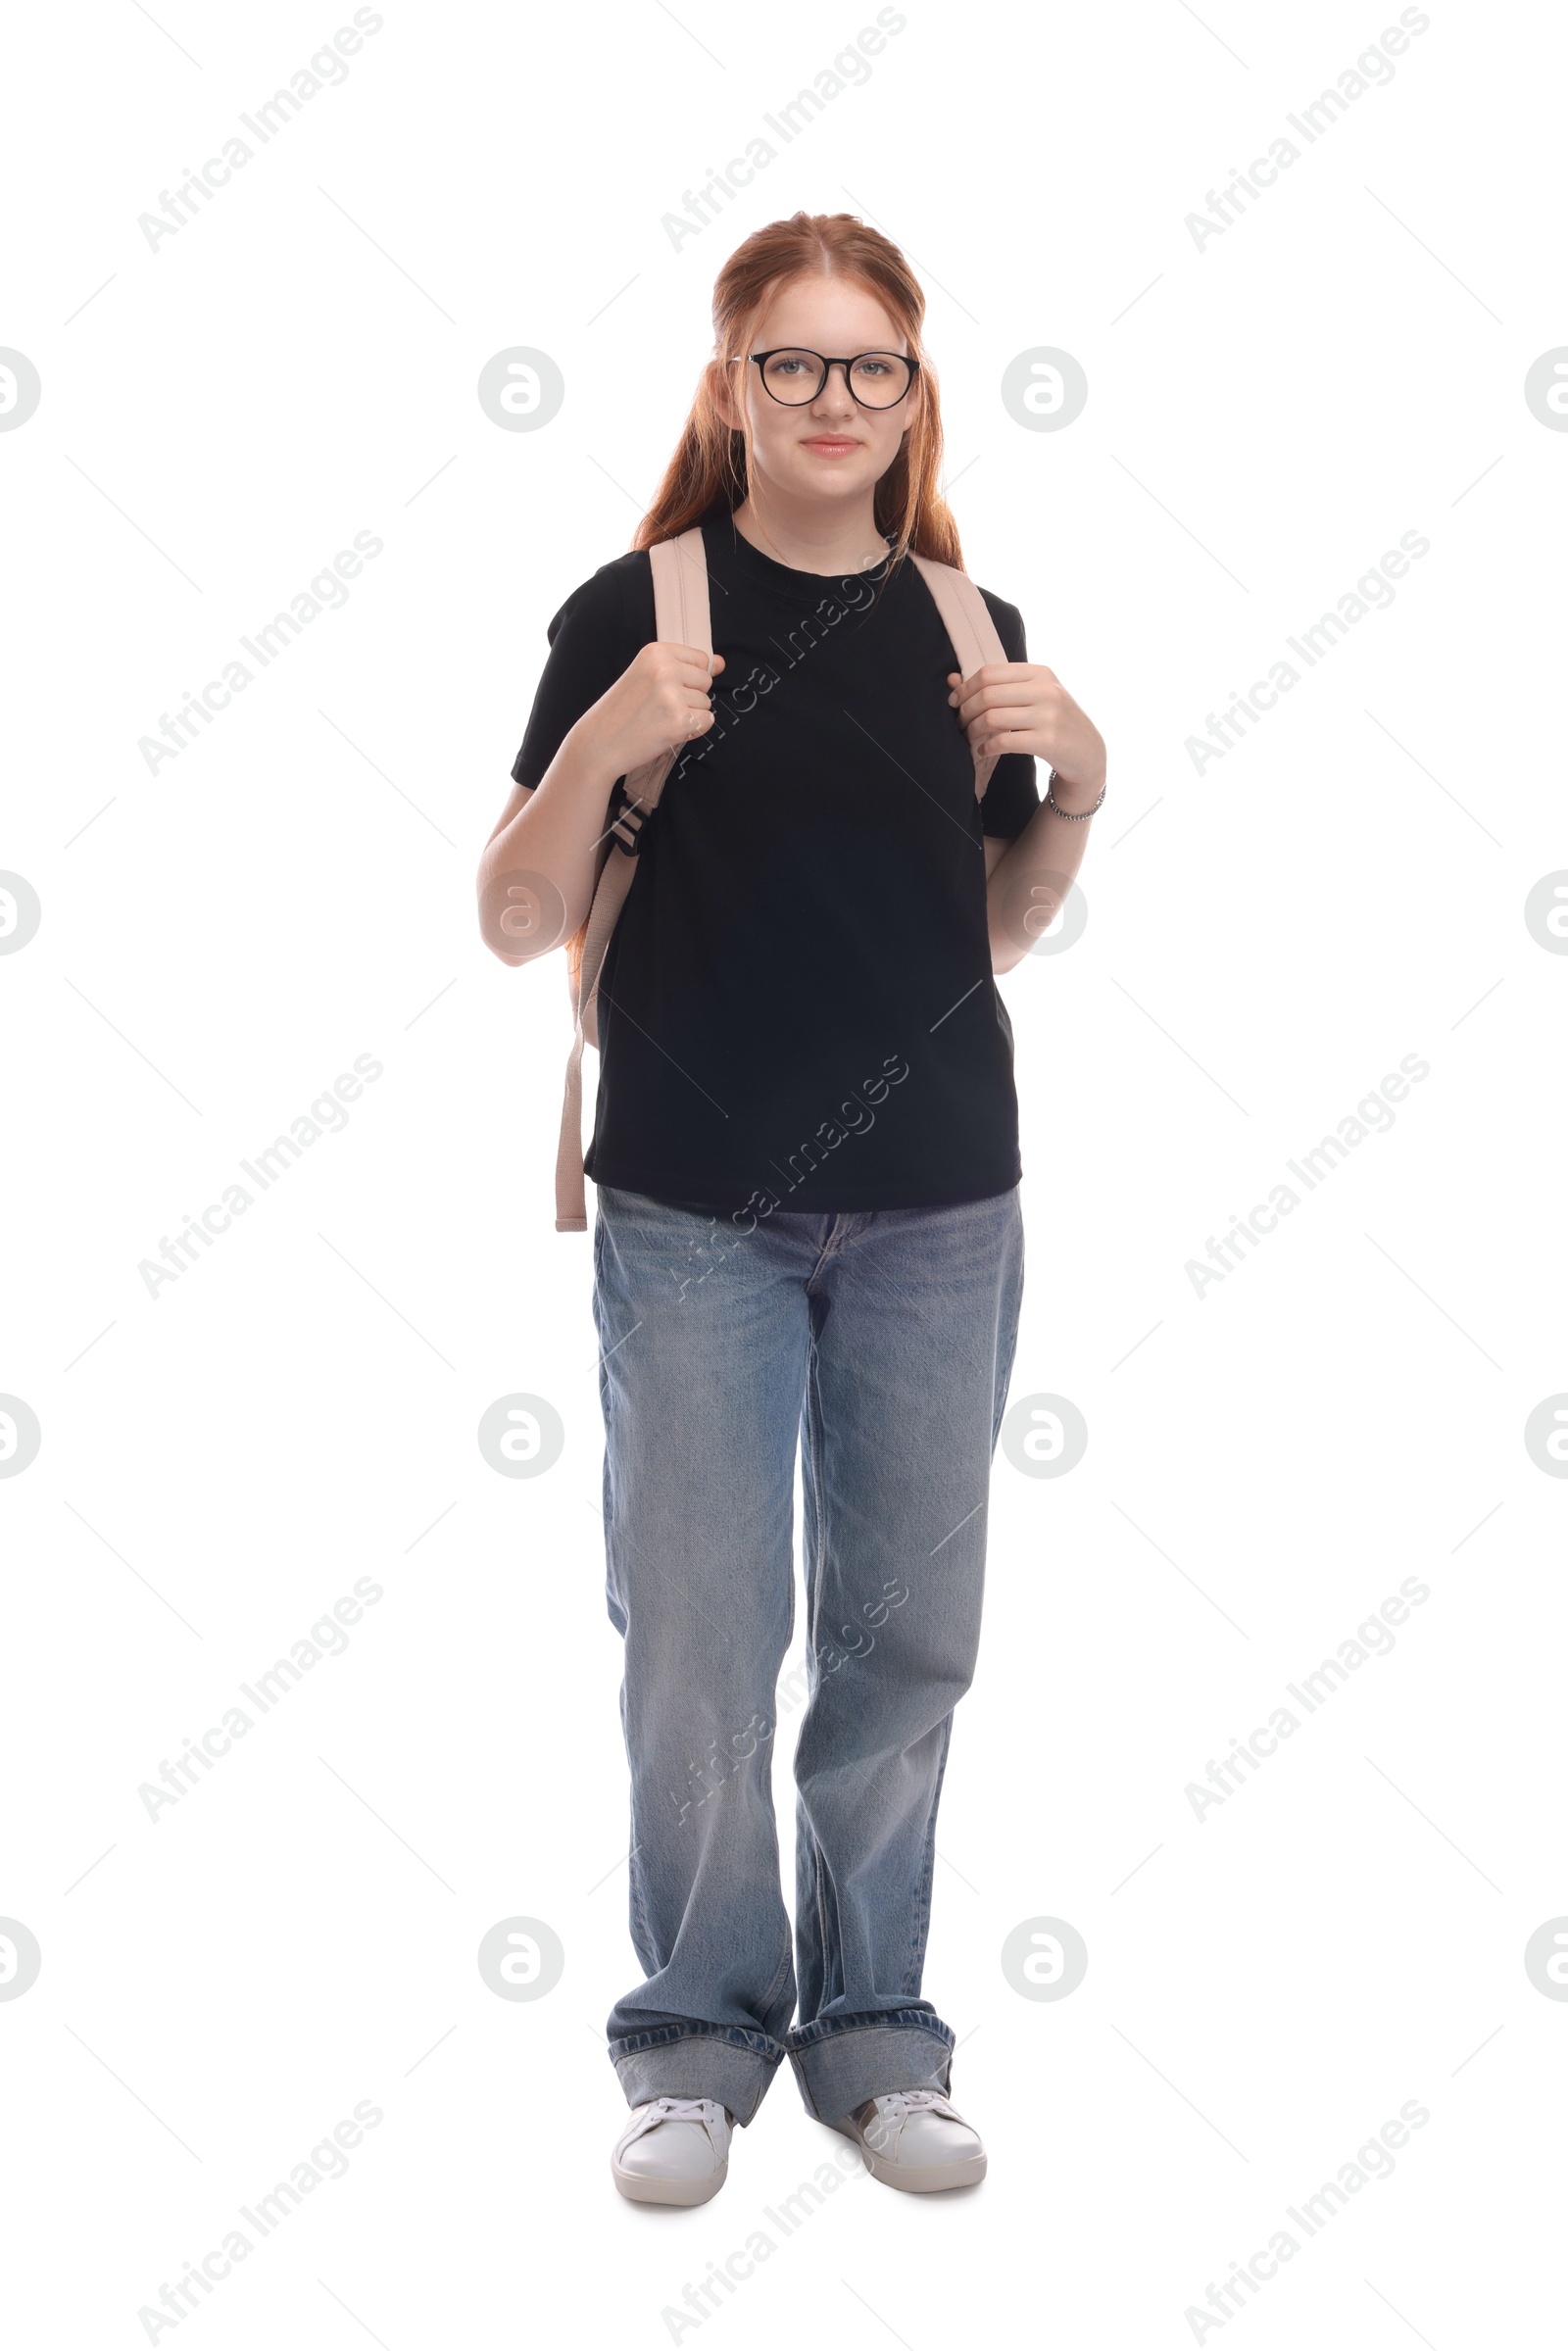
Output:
[634,209,962,569]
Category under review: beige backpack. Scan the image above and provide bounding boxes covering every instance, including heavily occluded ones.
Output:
[555,523,1008,1230]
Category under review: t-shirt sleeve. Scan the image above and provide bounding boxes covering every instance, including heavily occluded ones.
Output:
[509,554,655,792]
[975,588,1044,840]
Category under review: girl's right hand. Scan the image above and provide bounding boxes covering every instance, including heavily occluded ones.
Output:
[572,642,725,778]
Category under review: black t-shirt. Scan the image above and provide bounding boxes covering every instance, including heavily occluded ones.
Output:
[511,505,1041,1218]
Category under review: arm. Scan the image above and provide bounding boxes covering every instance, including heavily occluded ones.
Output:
[955,663,1106,975]
[476,642,724,966]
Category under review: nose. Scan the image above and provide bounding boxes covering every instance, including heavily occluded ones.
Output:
[811,361,858,415]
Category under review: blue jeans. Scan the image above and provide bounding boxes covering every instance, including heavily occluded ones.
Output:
[592,1181,1025,2126]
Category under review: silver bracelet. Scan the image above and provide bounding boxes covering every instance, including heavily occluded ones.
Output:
[1045,768,1104,821]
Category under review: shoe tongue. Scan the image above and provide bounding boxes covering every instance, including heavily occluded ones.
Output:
[876,2090,950,2124]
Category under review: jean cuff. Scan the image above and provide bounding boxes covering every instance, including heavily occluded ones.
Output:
[785,2009,956,2123]
[610,2022,787,2127]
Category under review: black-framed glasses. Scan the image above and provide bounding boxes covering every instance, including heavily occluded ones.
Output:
[744,348,920,410]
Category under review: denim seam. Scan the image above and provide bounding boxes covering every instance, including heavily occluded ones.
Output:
[991,1199,1024,1448]
[756,1935,796,2028]
[626,1793,654,1961]
[610,2020,787,2063]
[800,1337,825,1670]
[799,1329,836,2012]
[993,1313,1019,1449]
[808,1213,847,1275]
[785,2008,956,2054]
[905,1711,955,1995]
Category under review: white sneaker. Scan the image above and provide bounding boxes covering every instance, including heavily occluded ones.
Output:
[611,2097,733,2206]
[828,2089,987,2192]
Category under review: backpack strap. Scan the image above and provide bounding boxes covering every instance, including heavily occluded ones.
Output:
[908,555,1008,802]
[555,524,712,1231]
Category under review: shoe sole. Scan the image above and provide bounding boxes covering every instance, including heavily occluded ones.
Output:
[825,2118,986,2193]
[612,2156,729,2207]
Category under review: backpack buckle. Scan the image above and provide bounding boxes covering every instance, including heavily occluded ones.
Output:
[610,799,653,857]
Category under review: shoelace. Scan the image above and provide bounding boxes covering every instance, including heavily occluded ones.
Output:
[619,2096,729,2151]
[858,2089,964,2149]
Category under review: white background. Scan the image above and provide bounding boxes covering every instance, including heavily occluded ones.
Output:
[3,0,1565,2342]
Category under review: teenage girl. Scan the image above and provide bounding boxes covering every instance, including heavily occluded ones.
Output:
[477,210,1105,2204]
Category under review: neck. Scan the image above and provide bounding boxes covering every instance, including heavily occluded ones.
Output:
[730,484,888,576]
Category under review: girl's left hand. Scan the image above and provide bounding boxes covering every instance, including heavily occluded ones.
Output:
[948,663,1106,801]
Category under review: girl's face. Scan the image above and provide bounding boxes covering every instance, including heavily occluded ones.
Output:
[722,273,918,521]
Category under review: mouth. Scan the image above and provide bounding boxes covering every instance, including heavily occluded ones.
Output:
[800,435,861,457]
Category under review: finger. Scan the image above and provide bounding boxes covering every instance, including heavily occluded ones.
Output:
[967,712,1040,750]
[947,665,992,706]
[959,709,1047,756]
[662,645,726,680]
[946,661,1024,696]
[953,679,1045,723]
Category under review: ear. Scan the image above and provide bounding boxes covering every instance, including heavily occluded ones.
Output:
[709,356,744,433]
